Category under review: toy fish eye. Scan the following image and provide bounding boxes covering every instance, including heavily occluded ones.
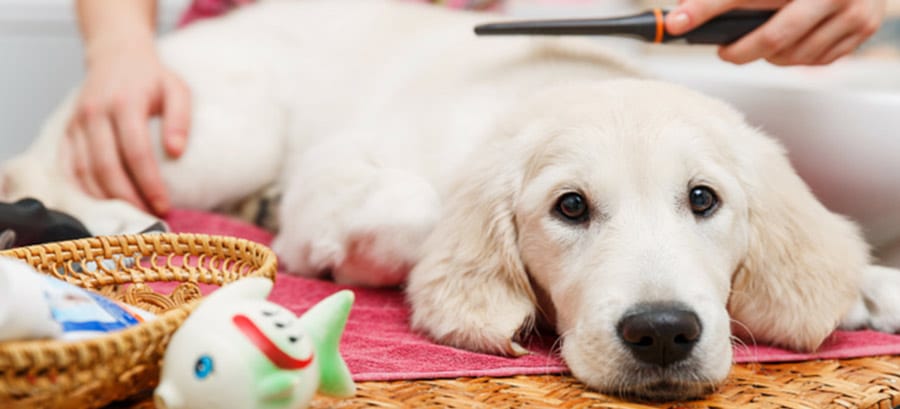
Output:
[261,310,277,317]
[194,355,214,379]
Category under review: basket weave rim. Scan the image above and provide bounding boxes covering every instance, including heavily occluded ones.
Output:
[0,233,277,396]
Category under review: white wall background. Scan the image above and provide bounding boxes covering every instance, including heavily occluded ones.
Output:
[0,0,189,163]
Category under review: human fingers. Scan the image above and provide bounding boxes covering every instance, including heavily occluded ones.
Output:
[719,0,841,64]
[160,72,192,159]
[817,32,870,64]
[65,124,104,198]
[666,0,784,35]
[84,111,150,212]
[114,99,170,216]
[767,0,883,65]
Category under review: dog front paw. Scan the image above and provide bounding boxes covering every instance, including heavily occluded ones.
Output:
[407,273,537,356]
[863,266,900,333]
[843,265,900,333]
[412,313,533,357]
[272,230,413,287]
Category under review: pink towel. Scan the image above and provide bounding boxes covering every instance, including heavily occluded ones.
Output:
[163,209,900,381]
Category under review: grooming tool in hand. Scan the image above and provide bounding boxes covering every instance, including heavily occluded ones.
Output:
[474,8,776,45]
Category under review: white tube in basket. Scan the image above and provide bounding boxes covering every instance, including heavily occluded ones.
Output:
[0,257,155,342]
[0,257,62,341]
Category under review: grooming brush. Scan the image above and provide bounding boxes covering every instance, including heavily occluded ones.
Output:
[474,8,776,44]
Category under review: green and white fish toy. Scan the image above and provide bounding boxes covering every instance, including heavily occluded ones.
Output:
[154,278,355,409]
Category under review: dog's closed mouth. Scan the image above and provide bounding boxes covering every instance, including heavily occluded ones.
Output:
[610,378,719,402]
[600,362,721,402]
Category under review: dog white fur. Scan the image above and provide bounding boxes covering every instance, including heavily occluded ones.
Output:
[3,0,899,401]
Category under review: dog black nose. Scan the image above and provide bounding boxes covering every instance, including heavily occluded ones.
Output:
[617,304,702,367]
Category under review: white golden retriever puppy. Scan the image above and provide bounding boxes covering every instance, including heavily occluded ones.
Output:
[2,0,898,401]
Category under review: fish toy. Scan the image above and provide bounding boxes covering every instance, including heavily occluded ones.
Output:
[154,278,355,409]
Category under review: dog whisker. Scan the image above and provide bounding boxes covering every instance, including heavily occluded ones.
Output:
[540,328,572,377]
[729,318,759,363]
[729,318,758,347]
[729,335,755,362]
[550,328,571,355]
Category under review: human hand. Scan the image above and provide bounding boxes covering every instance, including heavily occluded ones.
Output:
[66,37,191,215]
[665,0,887,65]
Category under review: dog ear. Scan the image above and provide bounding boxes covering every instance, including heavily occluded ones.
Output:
[728,129,869,352]
[406,144,536,356]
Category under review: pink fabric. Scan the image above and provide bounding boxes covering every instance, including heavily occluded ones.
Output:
[178,0,503,27]
[178,0,254,27]
[163,209,900,381]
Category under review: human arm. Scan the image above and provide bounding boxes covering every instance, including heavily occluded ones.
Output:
[69,0,192,215]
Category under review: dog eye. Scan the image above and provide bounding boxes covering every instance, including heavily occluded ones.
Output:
[554,192,589,223]
[689,186,719,217]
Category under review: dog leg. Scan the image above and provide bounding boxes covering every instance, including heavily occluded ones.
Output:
[272,143,440,287]
[840,265,900,333]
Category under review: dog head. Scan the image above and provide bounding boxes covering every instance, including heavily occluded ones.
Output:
[407,79,867,401]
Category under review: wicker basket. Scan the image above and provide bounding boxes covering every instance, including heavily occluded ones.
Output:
[0,233,277,409]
